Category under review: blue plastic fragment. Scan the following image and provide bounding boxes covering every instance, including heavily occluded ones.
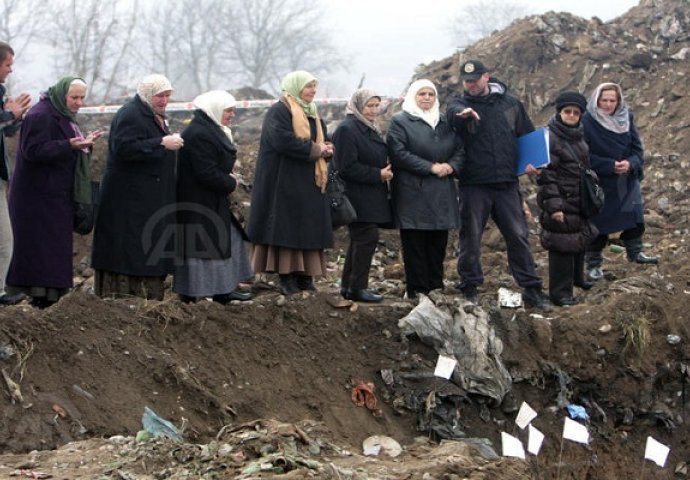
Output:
[566,404,590,421]
[141,406,183,442]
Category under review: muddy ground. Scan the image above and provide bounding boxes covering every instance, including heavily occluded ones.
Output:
[2,1,690,477]
[1,146,689,479]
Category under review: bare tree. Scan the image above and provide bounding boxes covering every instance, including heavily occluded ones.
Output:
[0,0,49,89]
[0,0,46,56]
[449,0,529,49]
[226,0,341,92]
[134,0,232,100]
[44,0,140,103]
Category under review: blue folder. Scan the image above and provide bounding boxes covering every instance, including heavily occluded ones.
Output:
[516,128,550,175]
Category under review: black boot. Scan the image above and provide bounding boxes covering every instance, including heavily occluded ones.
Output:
[295,275,317,292]
[624,237,658,264]
[574,254,594,290]
[522,286,553,311]
[278,274,300,295]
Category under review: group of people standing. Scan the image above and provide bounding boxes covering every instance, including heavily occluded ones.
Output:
[0,39,658,309]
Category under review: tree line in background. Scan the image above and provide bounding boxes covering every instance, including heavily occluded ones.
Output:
[1,0,527,103]
[1,0,340,102]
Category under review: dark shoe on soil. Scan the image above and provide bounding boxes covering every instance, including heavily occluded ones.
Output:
[278,274,300,296]
[628,252,659,264]
[349,289,383,303]
[178,294,198,304]
[30,297,54,309]
[522,287,553,311]
[295,275,317,292]
[0,292,27,305]
[214,290,254,303]
[551,296,579,307]
[574,279,594,290]
[456,282,479,305]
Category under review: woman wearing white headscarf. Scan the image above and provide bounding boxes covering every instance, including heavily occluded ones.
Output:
[582,82,658,281]
[173,90,253,304]
[92,74,183,300]
[247,70,334,295]
[332,88,392,303]
[387,79,463,299]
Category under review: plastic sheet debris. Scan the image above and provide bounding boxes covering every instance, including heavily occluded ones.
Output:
[141,406,183,442]
[362,435,402,457]
[667,334,681,345]
[498,287,522,308]
[0,343,15,360]
[566,404,590,421]
[398,293,512,403]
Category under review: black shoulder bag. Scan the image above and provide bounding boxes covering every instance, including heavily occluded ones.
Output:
[565,143,604,218]
[325,168,357,228]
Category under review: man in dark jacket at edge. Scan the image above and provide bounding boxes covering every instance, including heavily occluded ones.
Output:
[0,42,31,305]
[447,60,551,310]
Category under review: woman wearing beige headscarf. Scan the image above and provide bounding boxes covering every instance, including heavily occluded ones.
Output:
[332,88,393,303]
[92,74,183,300]
[247,70,334,295]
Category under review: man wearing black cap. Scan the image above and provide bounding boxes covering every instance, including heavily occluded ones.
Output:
[447,60,550,310]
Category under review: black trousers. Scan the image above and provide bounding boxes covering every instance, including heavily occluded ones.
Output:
[400,229,448,297]
[341,222,379,290]
[548,251,585,300]
[457,184,542,289]
[588,224,645,252]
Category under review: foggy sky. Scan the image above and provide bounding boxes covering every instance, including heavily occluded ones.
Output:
[318,0,640,98]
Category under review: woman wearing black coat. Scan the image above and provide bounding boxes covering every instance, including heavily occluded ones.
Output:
[536,92,598,306]
[92,74,183,300]
[582,82,658,281]
[247,71,334,295]
[173,90,253,304]
[387,79,463,299]
[333,89,393,303]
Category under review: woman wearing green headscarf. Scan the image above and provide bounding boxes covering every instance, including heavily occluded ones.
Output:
[7,76,102,308]
[248,70,334,295]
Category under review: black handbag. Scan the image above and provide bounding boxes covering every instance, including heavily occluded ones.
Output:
[326,169,357,228]
[73,180,100,235]
[579,166,604,218]
[564,142,604,218]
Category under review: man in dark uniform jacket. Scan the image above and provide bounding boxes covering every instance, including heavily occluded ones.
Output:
[447,60,550,310]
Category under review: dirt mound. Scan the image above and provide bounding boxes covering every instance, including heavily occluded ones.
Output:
[1,1,690,478]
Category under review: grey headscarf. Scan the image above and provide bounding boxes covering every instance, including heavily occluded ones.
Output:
[586,82,630,134]
[346,88,382,136]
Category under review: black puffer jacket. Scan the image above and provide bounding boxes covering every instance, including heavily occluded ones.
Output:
[447,79,534,185]
[537,117,598,253]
